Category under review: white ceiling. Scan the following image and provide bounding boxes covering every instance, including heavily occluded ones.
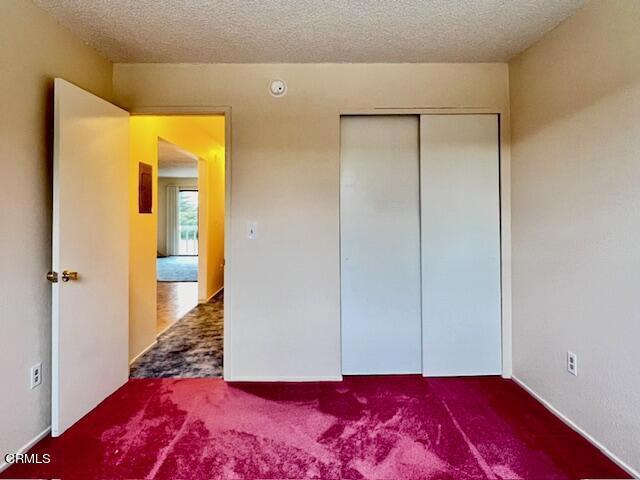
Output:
[158,139,198,178]
[33,0,584,63]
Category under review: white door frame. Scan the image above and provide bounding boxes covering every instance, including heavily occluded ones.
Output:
[129,106,233,379]
[339,108,512,378]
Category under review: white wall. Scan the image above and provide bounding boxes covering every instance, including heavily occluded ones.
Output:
[510,0,640,473]
[157,177,197,256]
[0,0,112,463]
[114,63,511,380]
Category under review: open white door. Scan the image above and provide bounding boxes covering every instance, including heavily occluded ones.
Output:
[51,79,129,436]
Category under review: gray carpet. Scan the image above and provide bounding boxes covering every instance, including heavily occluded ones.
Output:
[157,255,198,282]
[130,292,223,378]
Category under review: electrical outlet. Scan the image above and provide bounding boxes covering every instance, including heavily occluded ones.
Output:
[30,362,42,389]
[567,351,577,376]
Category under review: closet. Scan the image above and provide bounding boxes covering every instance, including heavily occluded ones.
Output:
[340,114,501,376]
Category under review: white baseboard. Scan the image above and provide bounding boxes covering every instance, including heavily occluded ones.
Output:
[129,339,158,365]
[512,375,639,479]
[224,375,343,382]
[200,286,224,304]
[0,426,51,473]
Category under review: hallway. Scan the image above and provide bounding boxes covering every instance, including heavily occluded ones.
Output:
[131,292,223,378]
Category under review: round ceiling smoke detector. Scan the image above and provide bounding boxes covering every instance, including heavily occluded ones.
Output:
[269,79,287,97]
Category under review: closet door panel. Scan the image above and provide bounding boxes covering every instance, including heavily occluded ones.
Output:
[420,114,501,376]
[341,115,422,374]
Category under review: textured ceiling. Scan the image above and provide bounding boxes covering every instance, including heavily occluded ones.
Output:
[33,0,584,63]
[158,139,198,178]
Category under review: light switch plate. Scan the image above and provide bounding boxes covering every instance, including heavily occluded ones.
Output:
[247,222,257,240]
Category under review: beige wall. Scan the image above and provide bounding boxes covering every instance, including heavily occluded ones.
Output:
[157,176,198,256]
[114,63,511,380]
[0,0,113,462]
[129,116,224,360]
[510,0,640,473]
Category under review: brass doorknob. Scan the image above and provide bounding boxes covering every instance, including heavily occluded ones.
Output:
[61,270,78,282]
[46,271,58,283]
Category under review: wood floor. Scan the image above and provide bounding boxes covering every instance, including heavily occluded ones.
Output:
[157,281,198,334]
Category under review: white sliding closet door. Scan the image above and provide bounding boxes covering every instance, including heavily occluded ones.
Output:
[341,116,422,375]
[420,114,501,376]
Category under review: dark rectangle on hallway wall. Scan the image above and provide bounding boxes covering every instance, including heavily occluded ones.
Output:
[138,162,152,213]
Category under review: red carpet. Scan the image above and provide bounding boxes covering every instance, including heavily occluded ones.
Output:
[3,376,629,479]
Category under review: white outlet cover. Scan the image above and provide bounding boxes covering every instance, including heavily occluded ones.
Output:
[567,351,577,376]
[30,362,42,389]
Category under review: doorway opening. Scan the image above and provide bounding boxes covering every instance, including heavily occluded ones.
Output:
[156,139,200,335]
[128,115,226,379]
[50,81,230,435]
[178,189,199,255]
